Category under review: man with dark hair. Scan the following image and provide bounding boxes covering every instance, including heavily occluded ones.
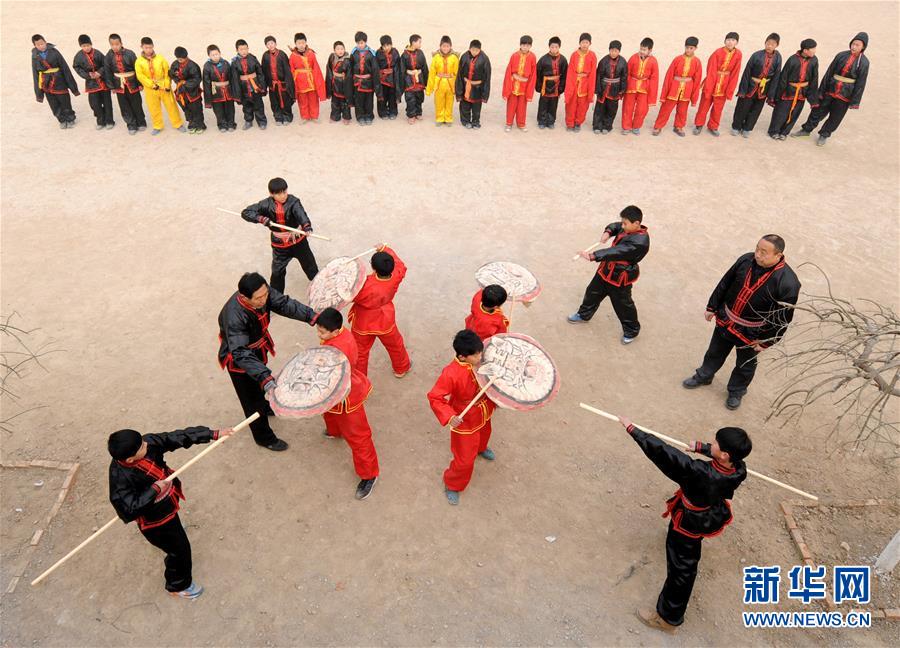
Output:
[350,31,380,124]
[241,177,318,293]
[613,414,751,634]
[428,329,496,505]
[262,35,295,125]
[564,33,596,131]
[289,33,326,123]
[203,45,237,131]
[73,34,114,129]
[217,273,316,451]
[568,205,649,344]
[31,34,80,128]
[794,32,869,146]
[767,39,818,140]
[315,308,379,500]
[502,35,537,132]
[683,235,800,409]
[621,37,658,134]
[398,34,428,123]
[592,39,627,134]
[105,33,147,134]
[376,35,401,119]
[456,39,491,129]
[348,244,411,377]
[653,37,702,136]
[135,36,185,135]
[170,46,205,133]
[731,34,781,137]
[693,32,742,137]
[534,36,567,129]
[464,285,509,341]
[231,38,267,129]
[108,424,234,598]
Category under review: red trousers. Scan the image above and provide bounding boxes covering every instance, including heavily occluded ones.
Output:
[505,94,528,127]
[694,93,726,130]
[443,421,492,492]
[352,327,411,376]
[323,407,379,479]
[565,95,590,127]
[654,99,690,129]
[622,93,650,129]
[297,91,320,120]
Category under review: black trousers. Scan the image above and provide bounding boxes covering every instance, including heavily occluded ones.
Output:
[377,86,399,117]
[731,96,766,132]
[576,273,640,338]
[404,90,424,117]
[116,91,147,130]
[270,240,319,293]
[140,514,193,592]
[694,326,759,396]
[459,100,483,126]
[592,98,619,131]
[801,95,851,138]
[181,100,206,130]
[46,92,76,123]
[537,96,560,126]
[768,98,806,136]
[354,92,375,120]
[228,370,278,446]
[330,96,351,121]
[212,101,237,129]
[269,90,294,123]
[240,94,267,125]
[88,90,115,126]
[656,522,703,626]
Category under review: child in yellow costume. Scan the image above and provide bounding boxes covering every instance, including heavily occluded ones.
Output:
[135,36,185,134]
[425,35,459,125]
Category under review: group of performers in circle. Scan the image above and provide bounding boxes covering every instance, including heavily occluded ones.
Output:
[32,29,869,144]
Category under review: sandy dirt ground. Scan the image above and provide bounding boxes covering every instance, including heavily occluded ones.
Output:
[1,1,899,646]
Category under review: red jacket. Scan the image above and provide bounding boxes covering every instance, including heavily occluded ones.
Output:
[700,46,742,100]
[625,53,659,105]
[565,49,597,101]
[502,51,537,101]
[464,290,509,341]
[660,54,703,104]
[348,246,406,335]
[289,48,326,99]
[322,328,372,413]
[427,358,495,434]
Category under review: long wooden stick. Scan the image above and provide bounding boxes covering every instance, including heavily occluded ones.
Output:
[216,207,331,241]
[572,241,602,261]
[30,412,260,587]
[452,377,497,424]
[578,403,819,501]
[344,247,378,264]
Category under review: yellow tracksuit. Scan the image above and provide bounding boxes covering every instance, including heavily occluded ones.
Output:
[426,52,459,123]
[135,53,184,130]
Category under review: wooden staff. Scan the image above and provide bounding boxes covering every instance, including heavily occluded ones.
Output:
[451,377,497,424]
[572,241,602,261]
[344,248,378,264]
[30,412,260,587]
[216,207,332,241]
[578,403,819,501]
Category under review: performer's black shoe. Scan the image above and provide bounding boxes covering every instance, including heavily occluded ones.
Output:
[725,394,743,410]
[682,375,712,389]
[265,439,289,451]
[791,129,811,137]
[356,477,377,500]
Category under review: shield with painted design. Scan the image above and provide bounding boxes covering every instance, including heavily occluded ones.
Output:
[476,333,560,411]
[307,256,368,311]
[475,261,542,303]
[269,346,351,418]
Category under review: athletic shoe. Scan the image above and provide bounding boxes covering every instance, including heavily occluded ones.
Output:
[59,122,68,129]
[675,128,686,137]
[151,128,162,135]
[538,123,546,129]
[725,394,743,410]
[323,430,340,439]
[473,123,480,129]
[445,488,460,506]
[621,128,629,135]
[730,128,740,136]
[567,313,588,324]
[692,125,702,135]
[128,128,137,135]
[708,128,720,137]
[265,439,289,451]
[242,121,253,130]
[137,125,147,131]
[593,128,601,134]
[574,125,581,132]
[652,128,661,136]
[632,128,640,135]
[478,448,496,461]
[519,126,528,132]
[355,477,377,500]
[259,123,267,130]
[170,582,204,600]
[816,136,827,147]
[505,125,513,132]
[546,123,555,129]
[741,130,750,138]
[636,609,677,634]
[95,124,104,130]
[682,375,712,389]
[218,127,228,133]
[621,335,637,345]
[791,129,811,137]
[105,123,115,130]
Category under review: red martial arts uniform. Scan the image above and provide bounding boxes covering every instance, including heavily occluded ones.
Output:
[694,46,742,130]
[290,47,326,120]
[348,246,411,376]
[322,328,378,480]
[464,290,510,341]
[622,53,659,130]
[564,49,597,127]
[502,50,537,127]
[654,54,702,130]
[428,358,496,492]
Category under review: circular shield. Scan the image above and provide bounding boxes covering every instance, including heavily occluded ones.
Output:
[307,257,367,311]
[269,346,351,418]
[476,333,560,411]
[475,261,542,302]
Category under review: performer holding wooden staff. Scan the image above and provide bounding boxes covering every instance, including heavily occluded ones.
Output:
[217,272,317,452]
[611,413,752,634]
[107,424,236,599]
[567,205,649,345]
[240,177,319,293]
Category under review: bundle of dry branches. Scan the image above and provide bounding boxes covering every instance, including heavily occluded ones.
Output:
[0,312,60,433]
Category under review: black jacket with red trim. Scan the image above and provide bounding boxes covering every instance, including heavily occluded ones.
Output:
[103,48,142,93]
[241,195,313,248]
[376,47,401,97]
[628,425,747,539]
[707,252,800,347]
[773,52,819,105]
[217,289,316,386]
[32,45,80,100]
[736,49,782,100]
[590,222,650,287]
[72,48,109,93]
[109,427,215,528]
[230,53,267,101]
[818,45,869,108]
[169,59,203,103]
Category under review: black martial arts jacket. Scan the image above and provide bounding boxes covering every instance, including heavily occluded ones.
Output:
[818,32,869,108]
[456,51,492,102]
[73,48,109,93]
[376,47,401,98]
[203,59,235,105]
[736,49,782,100]
[169,58,203,103]
[349,48,381,97]
[32,44,80,99]
[230,53,267,100]
[326,53,354,99]
[773,52,819,105]
[261,49,295,100]
[398,48,429,93]
[595,54,628,100]
[104,47,142,94]
[589,222,650,287]
[241,195,313,248]
[535,53,567,97]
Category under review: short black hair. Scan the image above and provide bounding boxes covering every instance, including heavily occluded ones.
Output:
[579,33,592,43]
[32,34,45,43]
[174,46,188,58]
[333,40,345,49]
[685,36,699,47]
[520,35,533,45]
[409,34,422,45]
[78,34,91,46]
[620,205,643,223]
[716,427,752,462]
[469,39,482,49]
[268,177,288,194]
[482,284,508,309]
[609,40,622,51]
[725,32,740,42]
[453,329,484,357]
[640,37,654,49]
[108,429,142,460]
[766,33,781,45]
[295,33,307,43]
[380,35,392,47]
[549,36,561,47]
[109,33,122,42]
[440,35,452,46]
[238,272,267,298]
[355,31,368,43]
[317,307,343,331]
[761,234,786,254]
[264,35,276,45]
[235,39,248,49]
[141,37,153,46]
[371,251,395,277]
[207,44,220,54]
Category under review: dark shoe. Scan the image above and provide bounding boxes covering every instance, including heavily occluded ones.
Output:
[265,439,289,451]
[675,128,686,137]
[546,123,555,129]
[816,136,827,147]
[574,125,581,132]
[355,477,377,500]
[478,448,495,461]
[652,128,661,136]
[242,121,253,130]
[445,487,460,505]
[473,123,481,129]
[593,128,601,134]
[59,122,68,129]
[632,128,640,135]
[137,125,147,131]
[218,127,228,133]
[730,128,740,136]
[258,123,267,130]
[791,129,811,138]
[538,123,546,129]
[621,335,637,345]
[567,313,588,324]
[692,125,702,135]
[323,430,340,439]
[105,123,115,130]
[708,128,720,137]
[741,130,750,138]
[725,394,743,410]
[128,128,137,135]
[682,375,712,389]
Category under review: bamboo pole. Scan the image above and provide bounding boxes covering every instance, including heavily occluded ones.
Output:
[572,241,602,261]
[216,208,331,241]
[344,248,378,263]
[452,377,497,424]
